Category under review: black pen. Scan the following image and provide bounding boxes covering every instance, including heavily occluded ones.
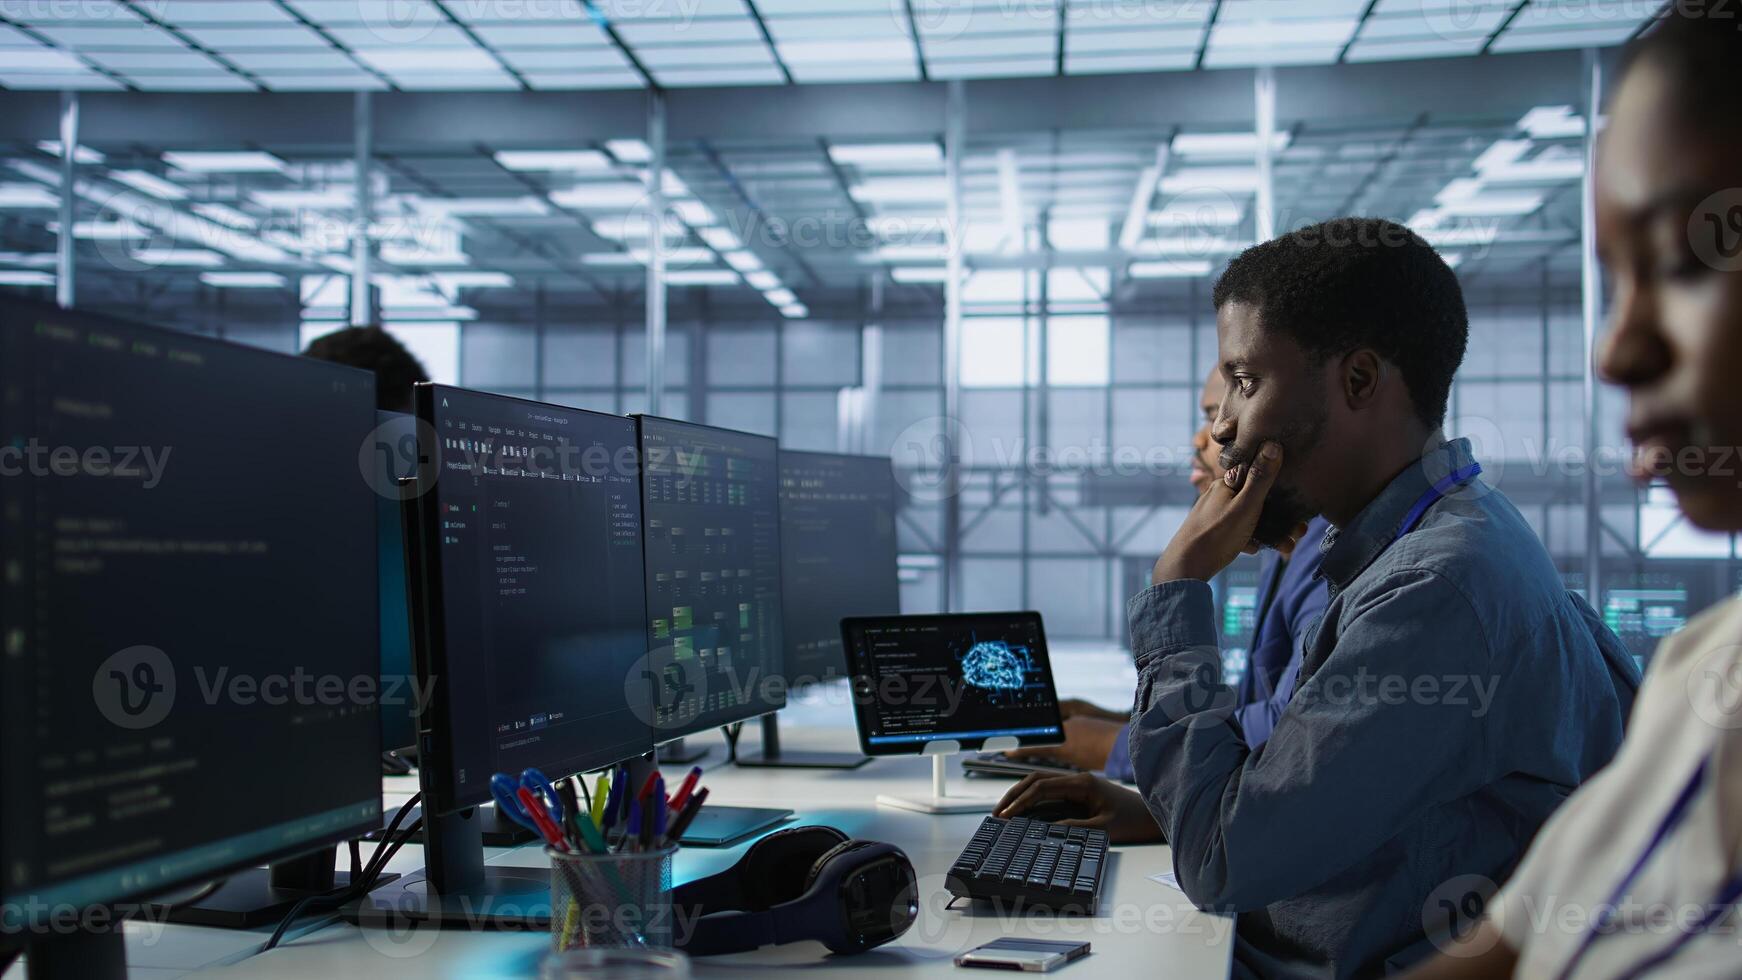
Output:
[664,787,708,845]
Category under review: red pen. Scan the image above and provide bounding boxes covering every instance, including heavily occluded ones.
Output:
[517,787,570,852]
[669,766,703,812]
[637,772,660,803]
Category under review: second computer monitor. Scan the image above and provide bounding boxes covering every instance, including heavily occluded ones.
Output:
[636,416,787,740]
[411,385,653,815]
[778,450,901,685]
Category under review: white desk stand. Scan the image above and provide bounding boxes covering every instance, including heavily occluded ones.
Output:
[874,737,1014,814]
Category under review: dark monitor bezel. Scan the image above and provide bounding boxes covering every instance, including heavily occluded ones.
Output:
[631,414,789,744]
[776,448,901,686]
[840,611,1065,758]
[409,384,654,816]
[0,297,383,917]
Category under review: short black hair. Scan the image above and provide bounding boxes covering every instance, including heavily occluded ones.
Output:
[1212,217,1468,429]
[303,326,429,413]
[1621,4,1742,133]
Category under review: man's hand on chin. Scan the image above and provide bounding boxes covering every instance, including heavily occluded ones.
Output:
[1152,441,1303,584]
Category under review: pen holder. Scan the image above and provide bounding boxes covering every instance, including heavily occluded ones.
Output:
[548,844,678,952]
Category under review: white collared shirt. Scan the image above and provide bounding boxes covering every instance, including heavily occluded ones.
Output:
[1489,596,1742,979]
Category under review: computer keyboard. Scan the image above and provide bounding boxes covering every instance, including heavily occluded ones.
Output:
[945,816,1109,912]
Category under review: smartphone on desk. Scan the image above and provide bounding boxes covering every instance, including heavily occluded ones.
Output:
[956,938,1091,972]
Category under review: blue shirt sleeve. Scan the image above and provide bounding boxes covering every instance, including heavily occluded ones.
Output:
[1126,569,1497,912]
[1104,722,1134,781]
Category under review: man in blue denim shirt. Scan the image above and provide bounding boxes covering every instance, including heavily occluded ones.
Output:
[997,219,1641,978]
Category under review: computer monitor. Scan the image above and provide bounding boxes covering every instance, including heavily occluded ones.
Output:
[0,299,382,974]
[1217,561,1263,690]
[1601,566,1703,669]
[357,384,653,928]
[373,411,419,760]
[842,612,1064,813]
[777,450,901,681]
[740,450,900,770]
[635,416,787,748]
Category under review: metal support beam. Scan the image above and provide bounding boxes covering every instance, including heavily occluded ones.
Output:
[1254,66,1277,242]
[350,89,375,327]
[943,79,966,614]
[1580,48,1604,601]
[646,90,667,417]
[0,51,1597,147]
[55,90,77,310]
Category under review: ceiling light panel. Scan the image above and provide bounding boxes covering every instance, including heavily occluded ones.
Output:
[354,48,500,72]
[1064,0,1213,29]
[615,18,764,43]
[177,25,329,48]
[930,58,1056,79]
[634,43,775,67]
[1065,26,1205,54]
[1357,8,1509,39]
[1342,36,1486,61]
[499,48,631,70]
[763,15,909,41]
[775,39,916,64]
[1064,51,1198,73]
[128,75,259,91]
[163,151,286,173]
[470,24,611,46]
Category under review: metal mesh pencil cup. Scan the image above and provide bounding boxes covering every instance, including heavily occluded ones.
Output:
[548,844,678,952]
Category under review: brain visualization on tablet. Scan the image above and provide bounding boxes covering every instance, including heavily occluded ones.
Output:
[842,612,1063,753]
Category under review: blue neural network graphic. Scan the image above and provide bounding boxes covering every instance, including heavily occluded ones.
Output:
[960,638,1035,700]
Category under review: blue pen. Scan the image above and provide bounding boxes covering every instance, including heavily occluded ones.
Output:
[624,800,643,852]
[653,790,668,844]
[601,766,626,833]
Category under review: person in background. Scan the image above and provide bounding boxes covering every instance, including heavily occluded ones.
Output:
[1012,367,1331,776]
[997,216,1641,977]
[303,326,429,413]
[1404,10,1742,977]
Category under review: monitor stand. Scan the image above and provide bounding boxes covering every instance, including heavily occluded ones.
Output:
[348,804,550,930]
[656,737,708,764]
[875,740,1012,815]
[362,802,535,847]
[147,846,399,929]
[20,924,125,980]
[735,715,870,770]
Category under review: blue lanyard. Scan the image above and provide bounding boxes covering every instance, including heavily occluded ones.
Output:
[1393,461,1482,543]
[1551,753,1742,980]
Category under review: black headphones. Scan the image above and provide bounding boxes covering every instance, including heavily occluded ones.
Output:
[672,825,917,957]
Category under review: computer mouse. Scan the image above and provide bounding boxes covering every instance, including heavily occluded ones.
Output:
[1024,798,1094,824]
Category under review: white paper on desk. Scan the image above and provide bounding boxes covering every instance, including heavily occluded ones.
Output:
[1149,871,1184,892]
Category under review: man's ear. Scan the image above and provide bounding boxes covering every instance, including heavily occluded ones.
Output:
[1341,350,1384,411]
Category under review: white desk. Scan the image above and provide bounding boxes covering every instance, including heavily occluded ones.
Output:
[9,648,1232,979]
[182,724,1232,980]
